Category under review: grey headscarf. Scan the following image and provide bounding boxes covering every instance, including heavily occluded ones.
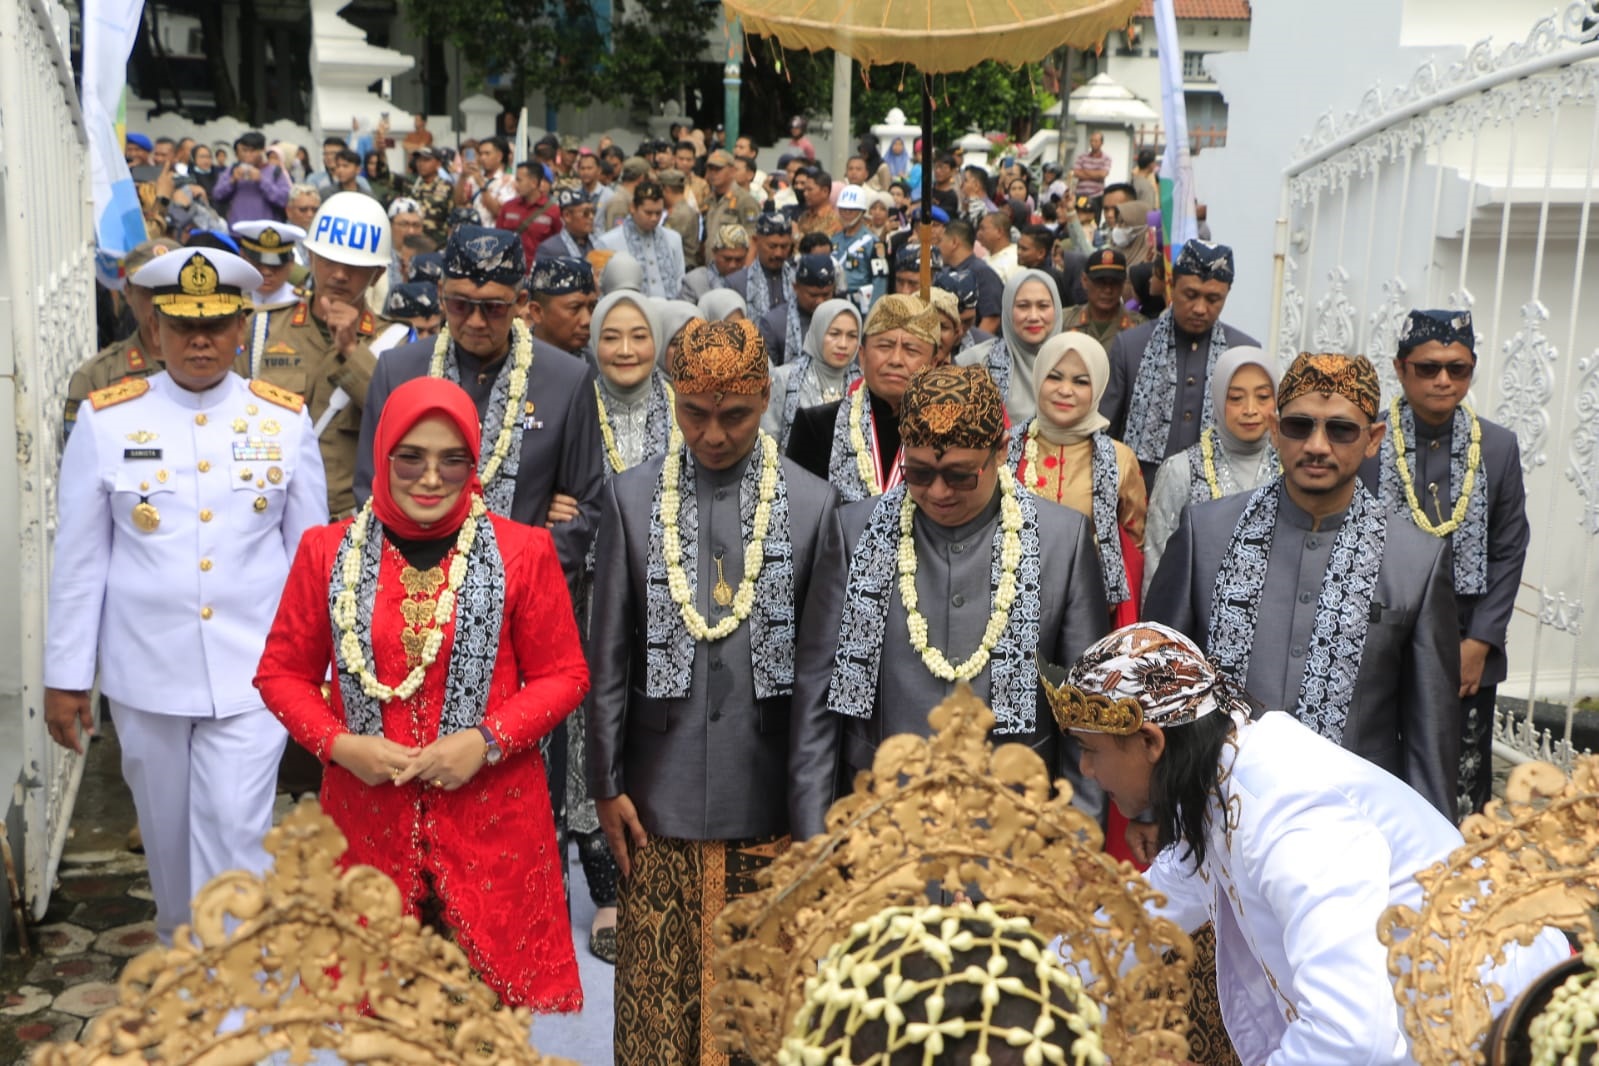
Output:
[801,299,864,393]
[600,251,644,295]
[1210,346,1281,455]
[651,298,703,371]
[697,288,748,322]
[996,268,1064,422]
[592,291,663,404]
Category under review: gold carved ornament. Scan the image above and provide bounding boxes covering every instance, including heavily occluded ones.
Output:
[1377,757,1599,1066]
[32,801,574,1066]
[709,685,1194,1064]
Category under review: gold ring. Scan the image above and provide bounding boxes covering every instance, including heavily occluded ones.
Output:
[433,778,444,788]
[390,769,402,781]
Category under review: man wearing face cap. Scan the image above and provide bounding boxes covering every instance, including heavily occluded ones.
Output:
[44,247,326,944]
[725,211,796,319]
[1099,238,1259,487]
[1144,352,1460,817]
[1362,309,1528,818]
[755,252,836,366]
[537,187,597,262]
[788,364,1108,839]
[587,317,841,1064]
[356,225,605,593]
[785,294,941,502]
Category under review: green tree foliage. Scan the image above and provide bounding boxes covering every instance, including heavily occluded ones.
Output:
[403,0,716,113]
[855,61,1045,146]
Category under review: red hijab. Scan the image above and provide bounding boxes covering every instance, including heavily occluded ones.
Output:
[370,377,484,541]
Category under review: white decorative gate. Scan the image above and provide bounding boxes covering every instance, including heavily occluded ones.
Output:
[1267,4,1599,767]
[0,0,97,922]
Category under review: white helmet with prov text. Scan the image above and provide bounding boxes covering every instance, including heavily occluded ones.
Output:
[303,191,392,268]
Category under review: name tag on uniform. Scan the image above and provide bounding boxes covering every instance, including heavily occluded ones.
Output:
[263,356,295,368]
[123,448,162,460]
[869,257,889,277]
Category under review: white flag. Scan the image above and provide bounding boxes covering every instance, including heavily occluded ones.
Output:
[84,0,148,288]
[1153,0,1198,255]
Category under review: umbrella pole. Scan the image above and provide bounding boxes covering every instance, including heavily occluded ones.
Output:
[918,75,934,301]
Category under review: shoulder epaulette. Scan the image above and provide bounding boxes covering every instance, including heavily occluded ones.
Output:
[250,378,306,413]
[88,377,151,411]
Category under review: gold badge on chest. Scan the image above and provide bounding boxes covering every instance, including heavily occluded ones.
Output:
[132,499,161,532]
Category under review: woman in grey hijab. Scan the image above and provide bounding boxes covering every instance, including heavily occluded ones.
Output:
[762,298,862,448]
[651,298,702,372]
[1143,345,1282,589]
[593,291,674,473]
[955,268,1063,422]
[696,288,748,322]
[600,251,644,295]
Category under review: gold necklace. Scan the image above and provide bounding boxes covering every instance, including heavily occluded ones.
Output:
[1389,398,1481,537]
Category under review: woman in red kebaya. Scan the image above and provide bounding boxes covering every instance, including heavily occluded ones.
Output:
[255,377,587,1011]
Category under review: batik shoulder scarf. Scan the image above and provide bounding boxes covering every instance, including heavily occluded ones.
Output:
[431,327,531,515]
[328,504,506,736]
[1185,427,1279,503]
[746,260,797,320]
[556,228,586,260]
[1124,309,1230,465]
[828,380,902,502]
[780,355,861,450]
[1207,479,1387,742]
[826,485,1045,733]
[644,440,797,700]
[783,305,807,367]
[1378,400,1488,596]
[984,338,1016,407]
[621,216,685,298]
[1006,421,1130,606]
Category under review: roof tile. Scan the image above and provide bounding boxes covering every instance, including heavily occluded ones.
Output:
[1135,0,1251,19]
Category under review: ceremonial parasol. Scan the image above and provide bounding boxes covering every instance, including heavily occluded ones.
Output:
[723,0,1139,293]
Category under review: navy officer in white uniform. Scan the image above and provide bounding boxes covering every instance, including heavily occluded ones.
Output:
[44,246,327,943]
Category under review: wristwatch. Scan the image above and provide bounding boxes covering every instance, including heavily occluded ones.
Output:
[476,724,502,765]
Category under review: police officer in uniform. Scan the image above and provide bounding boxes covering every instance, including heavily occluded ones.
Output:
[64,238,183,439]
[256,191,411,518]
[833,184,889,312]
[44,247,327,944]
[233,220,308,377]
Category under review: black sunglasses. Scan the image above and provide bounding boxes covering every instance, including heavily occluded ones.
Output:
[1404,359,1474,381]
[1277,415,1368,446]
[900,456,992,491]
[443,296,515,322]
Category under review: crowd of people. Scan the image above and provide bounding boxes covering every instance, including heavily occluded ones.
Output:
[37,111,1586,1066]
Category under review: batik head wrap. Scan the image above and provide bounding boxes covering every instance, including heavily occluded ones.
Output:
[529,255,595,296]
[1172,239,1235,285]
[1031,331,1110,446]
[899,365,1007,451]
[669,317,770,396]
[1049,621,1249,734]
[383,281,440,321]
[1277,351,1381,421]
[927,286,960,329]
[443,224,526,288]
[370,377,484,540]
[712,224,751,251]
[863,293,940,348]
[1396,308,1475,358]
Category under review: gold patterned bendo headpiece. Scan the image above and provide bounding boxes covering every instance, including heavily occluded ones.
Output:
[898,364,1007,451]
[863,292,941,348]
[1277,351,1381,421]
[668,316,770,396]
[711,687,1195,1064]
[1041,621,1244,735]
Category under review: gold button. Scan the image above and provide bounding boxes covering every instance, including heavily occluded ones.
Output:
[200,509,214,522]
[198,460,211,473]
[139,481,150,492]
[200,606,214,620]
[239,468,253,481]
[195,414,208,426]
[200,559,213,572]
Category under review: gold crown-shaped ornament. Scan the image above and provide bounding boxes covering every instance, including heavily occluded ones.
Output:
[258,227,282,249]
[31,801,572,1066]
[710,685,1194,1065]
[1037,655,1145,735]
[1377,757,1599,1066]
[179,252,220,296]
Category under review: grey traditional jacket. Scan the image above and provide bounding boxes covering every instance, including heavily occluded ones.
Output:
[586,452,841,841]
[1144,484,1461,817]
[788,491,1110,840]
[354,335,606,590]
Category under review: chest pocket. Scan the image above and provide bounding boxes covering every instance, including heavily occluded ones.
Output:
[110,469,178,535]
[231,461,290,518]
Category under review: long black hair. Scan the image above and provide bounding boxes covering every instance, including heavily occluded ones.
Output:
[1149,709,1237,872]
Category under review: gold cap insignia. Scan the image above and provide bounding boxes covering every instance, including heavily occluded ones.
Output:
[1037,656,1145,735]
[180,253,220,297]
[259,228,282,249]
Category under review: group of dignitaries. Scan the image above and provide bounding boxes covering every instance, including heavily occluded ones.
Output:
[41,175,1536,1065]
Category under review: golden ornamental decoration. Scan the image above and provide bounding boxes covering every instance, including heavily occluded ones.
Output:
[259,227,283,249]
[1378,757,1599,1066]
[32,800,573,1066]
[179,253,220,296]
[1038,655,1145,735]
[710,685,1193,1064]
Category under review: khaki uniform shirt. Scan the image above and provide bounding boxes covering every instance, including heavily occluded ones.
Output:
[703,186,763,244]
[665,201,703,268]
[64,335,162,439]
[1062,303,1146,349]
[257,300,396,518]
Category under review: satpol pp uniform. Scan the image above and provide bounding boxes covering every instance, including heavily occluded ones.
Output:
[44,249,328,943]
[233,220,308,378]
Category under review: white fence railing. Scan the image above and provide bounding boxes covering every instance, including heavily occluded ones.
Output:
[0,0,97,920]
[1267,4,1599,768]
